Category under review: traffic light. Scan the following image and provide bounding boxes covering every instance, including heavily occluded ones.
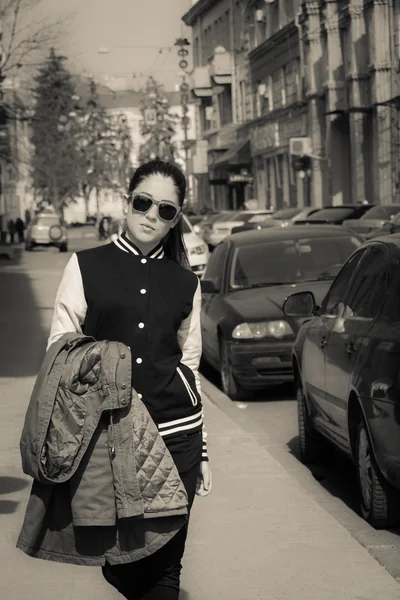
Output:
[292,155,312,172]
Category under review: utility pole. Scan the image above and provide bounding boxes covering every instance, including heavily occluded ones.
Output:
[174,37,192,206]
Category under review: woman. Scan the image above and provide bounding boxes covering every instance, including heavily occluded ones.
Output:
[48,159,212,599]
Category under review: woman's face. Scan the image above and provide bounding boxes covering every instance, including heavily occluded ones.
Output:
[124,173,181,250]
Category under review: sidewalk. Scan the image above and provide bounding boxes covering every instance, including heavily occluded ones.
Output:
[1,375,400,599]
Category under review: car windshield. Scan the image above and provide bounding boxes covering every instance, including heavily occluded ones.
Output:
[232,211,273,224]
[360,205,400,220]
[307,207,356,221]
[181,217,192,234]
[230,236,362,289]
[272,208,301,220]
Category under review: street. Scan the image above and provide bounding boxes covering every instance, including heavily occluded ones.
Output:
[2,232,400,599]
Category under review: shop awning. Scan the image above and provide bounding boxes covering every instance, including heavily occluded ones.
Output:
[213,139,251,167]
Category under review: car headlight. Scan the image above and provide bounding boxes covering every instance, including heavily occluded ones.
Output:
[190,244,207,255]
[232,321,294,340]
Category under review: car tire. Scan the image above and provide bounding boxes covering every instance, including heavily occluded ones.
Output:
[356,419,400,529]
[297,382,326,464]
[25,243,33,252]
[219,338,250,402]
[59,244,68,253]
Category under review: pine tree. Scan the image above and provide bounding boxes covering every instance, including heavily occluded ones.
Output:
[139,77,177,164]
[31,49,81,210]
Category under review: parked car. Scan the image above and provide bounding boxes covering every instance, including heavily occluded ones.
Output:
[231,218,281,235]
[344,204,400,235]
[25,209,68,252]
[202,211,241,247]
[271,207,306,227]
[186,214,208,237]
[182,215,209,277]
[283,236,400,529]
[207,209,275,248]
[200,226,363,400]
[295,204,375,225]
[364,210,400,240]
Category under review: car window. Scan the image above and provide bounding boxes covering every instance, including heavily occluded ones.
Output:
[361,206,400,220]
[308,207,356,221]
[181,216,192,234]
[345,246,389,319]
[298,236,362,280]
[272,208,301,220]
[37,216,61,226]
[381,255,400,322]
[322,249,367,316]
[203,242,229,290]
[230,236,361,289]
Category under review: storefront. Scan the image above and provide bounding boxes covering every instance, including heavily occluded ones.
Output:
[249,109,309,210]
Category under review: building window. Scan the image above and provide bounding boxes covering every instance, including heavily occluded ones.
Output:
[218,87,233,126]
[281,68,286,106]
[240,80,247,122]
[272,69,283,109]
[254,7,267,47]
[193,37,200,68]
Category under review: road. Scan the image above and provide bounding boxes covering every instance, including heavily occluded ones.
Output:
[1,231,400,597]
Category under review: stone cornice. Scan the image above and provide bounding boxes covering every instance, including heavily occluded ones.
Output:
[182,0,216,26]
[248,21,298,63]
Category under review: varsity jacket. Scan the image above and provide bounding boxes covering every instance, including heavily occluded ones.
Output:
[48,233,208,461]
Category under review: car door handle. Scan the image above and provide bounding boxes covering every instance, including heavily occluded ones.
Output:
[346,342,356,355]
[320,336,327,349]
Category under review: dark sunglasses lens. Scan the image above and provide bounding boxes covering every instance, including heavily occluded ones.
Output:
[159,203,178,222]
[133,195,153,213]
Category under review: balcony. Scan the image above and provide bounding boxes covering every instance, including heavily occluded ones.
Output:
[190,66,212,97]
[209,46,232,85]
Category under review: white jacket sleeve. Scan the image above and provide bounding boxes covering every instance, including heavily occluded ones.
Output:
[47,253,87,351]
[177,278,209,461]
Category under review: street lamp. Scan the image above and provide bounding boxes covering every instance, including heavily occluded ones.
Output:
[174,37,192,204]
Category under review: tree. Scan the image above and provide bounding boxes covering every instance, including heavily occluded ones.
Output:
[139,76,177,164]
[31,48,81,210]
[73,80,133,219]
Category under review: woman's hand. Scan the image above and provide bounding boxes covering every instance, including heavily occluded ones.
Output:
[196,461,212,497]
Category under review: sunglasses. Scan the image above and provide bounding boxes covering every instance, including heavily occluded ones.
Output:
[131,194,181,223]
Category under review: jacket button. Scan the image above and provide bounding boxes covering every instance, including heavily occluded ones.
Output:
[121,353,126,359]
[121,383,127,390]
[121,399,126,406]
[136,358,143,364]
[140,288,147,294]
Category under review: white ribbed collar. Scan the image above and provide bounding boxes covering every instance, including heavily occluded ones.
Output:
[114,232,165,259]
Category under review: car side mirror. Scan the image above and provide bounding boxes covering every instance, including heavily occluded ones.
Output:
[200,279,218,294]
[283,291,316,318]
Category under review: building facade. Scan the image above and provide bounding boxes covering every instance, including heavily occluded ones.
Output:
[183,0,309,211]
[184,0,400,210]
[300,0,400,206]
[0,83,34,239]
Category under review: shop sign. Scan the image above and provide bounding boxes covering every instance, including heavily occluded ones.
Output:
[251,122,280,155]
[228,173,253,183]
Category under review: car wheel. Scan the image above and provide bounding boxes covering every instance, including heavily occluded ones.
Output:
[59,244,68,253]
[219,338,249,402]
[25,243,33,252]
[297,382,326,464]
[356,419,400,529]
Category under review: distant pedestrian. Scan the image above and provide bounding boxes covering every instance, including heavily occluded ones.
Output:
[47,159,212,599]
[15,218,25,243]
[7,219,15,244]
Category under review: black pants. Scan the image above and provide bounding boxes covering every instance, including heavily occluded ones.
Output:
[102,431,202,600]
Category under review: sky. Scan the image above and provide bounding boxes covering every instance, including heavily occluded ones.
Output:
[33,0,195,92]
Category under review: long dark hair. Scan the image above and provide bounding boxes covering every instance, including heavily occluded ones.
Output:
[126,160,189,267]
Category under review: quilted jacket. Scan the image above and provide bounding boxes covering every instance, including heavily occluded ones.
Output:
[16,333,189,566]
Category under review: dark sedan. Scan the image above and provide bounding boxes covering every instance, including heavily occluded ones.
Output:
[283,236,400,529]
[200,226,364,401]
[295,204,375,225]
[344,204,400,236]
